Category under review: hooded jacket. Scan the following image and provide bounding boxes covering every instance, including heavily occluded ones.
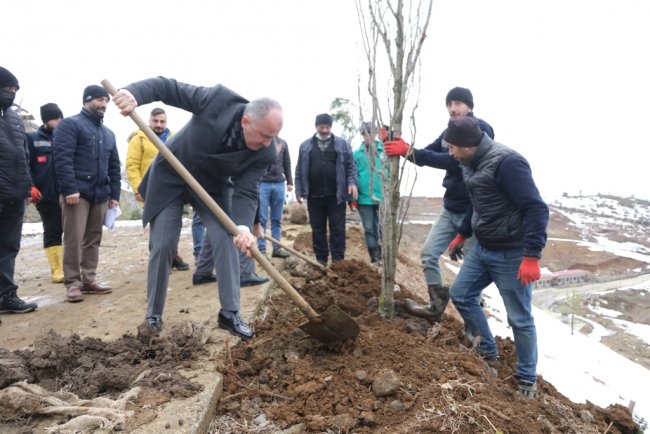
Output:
[354,139,385,205]
[125,128,172,193]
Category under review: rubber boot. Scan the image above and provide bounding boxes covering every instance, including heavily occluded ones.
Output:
[368,246,380,263]
[45,246,64,283]
[427,284,450,321]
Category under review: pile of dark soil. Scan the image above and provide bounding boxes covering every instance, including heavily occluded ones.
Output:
[213,259,639,433]
[1,323,206,430]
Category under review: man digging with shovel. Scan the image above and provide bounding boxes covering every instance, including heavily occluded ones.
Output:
[112,77,282,340]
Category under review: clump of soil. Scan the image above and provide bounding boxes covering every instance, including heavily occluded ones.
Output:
[213,260,639,433]
[1,322,206,428]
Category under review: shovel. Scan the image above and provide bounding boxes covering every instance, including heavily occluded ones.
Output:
[102,80,359,343]
[264,235,328,272]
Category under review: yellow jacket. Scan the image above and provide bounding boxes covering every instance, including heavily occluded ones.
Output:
[125,129,172,193]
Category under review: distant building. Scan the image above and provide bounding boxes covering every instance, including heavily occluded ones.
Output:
[532,269,591,289]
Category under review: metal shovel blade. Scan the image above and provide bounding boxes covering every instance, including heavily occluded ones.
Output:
[299,305,360,343]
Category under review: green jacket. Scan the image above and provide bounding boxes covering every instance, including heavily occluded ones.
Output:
[354,139,385,205]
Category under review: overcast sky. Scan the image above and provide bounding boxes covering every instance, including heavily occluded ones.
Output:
[5,0,649,200]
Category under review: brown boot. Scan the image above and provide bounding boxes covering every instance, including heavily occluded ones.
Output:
[81,281,112,294]
[66,286,84,303]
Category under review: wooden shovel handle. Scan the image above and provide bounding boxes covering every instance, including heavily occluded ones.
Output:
[265,235,327,272]
[101,79,321,322]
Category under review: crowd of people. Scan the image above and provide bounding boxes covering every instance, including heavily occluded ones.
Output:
[1,65,548,398]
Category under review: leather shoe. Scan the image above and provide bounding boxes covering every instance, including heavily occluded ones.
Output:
[66,286,84,302]
[218,310,253,340]
[172,254,190,271]
[193,272,217,285]
[272,247,290,258]
[240,272,269,287]
[81,281,112,294]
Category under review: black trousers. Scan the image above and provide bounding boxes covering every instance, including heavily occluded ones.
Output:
[307,196,346,263]
[0,201,25,297]
[36,200,63,248]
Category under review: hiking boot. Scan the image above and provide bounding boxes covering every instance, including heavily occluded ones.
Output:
[172,254,190,271]
[66,286,84,303]
[272,247,290,258]
[0,294,38,313]
[218,310,253,340]
[193,272,217,285]
[427,284,450,321]
[517,379,538,400]
[81,281,112,294]
[240,272,269,287]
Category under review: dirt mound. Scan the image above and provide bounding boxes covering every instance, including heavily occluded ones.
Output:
[1,322,207,430]
[213,260,639,433]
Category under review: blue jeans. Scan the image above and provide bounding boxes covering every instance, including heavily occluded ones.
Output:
[258,182,285,251]
[421,207,473,287]
[357,204,380,250]
[449,244,538,382]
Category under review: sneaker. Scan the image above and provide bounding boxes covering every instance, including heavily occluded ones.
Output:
[517,379,538,399]
[0,294,38,313]
[172,255,190,271]
[192,272,217,285]
[272,247,291,258]
[66,286,84,303]
[481,355,501,377]
[218,310,253,340]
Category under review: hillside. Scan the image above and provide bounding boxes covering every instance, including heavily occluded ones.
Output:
[3,194,647,433]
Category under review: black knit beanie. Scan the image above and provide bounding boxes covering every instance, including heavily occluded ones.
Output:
[83,85,110,103]
[0,66,19,90]
[445,87,474,109]
[443,116,483,147]
[40,103,64,124]
[315,113,333,127]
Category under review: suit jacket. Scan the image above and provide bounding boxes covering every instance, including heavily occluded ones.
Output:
[127,77,276,228]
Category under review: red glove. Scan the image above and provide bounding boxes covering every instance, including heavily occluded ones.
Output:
[447,235,466,261]
[30,186,42,204]
[517,257,541,286]
[380,127,389,142]
[384,137,410,157]
[348,201,358,211]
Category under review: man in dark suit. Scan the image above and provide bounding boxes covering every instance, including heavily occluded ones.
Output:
[113,77,282,340]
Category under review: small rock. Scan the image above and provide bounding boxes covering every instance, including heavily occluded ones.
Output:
[253,413,267,425]
[279,423,306,434]
[579,409,594,423]
[354,370,368,382]
[390,400,405,410]
[165,422,171,429]
[372,369,401,397]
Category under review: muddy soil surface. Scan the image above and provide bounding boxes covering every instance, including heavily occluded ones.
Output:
[211,256,638,433]
[2,198,645,433]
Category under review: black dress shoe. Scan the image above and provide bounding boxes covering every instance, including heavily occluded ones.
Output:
[218,310,253,340]
[240,272,269,287]
[192,273,217,285]
[272,247,291,258]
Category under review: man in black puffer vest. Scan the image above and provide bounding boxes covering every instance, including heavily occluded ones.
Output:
[0,66,38,315]
[444,116,549,400]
